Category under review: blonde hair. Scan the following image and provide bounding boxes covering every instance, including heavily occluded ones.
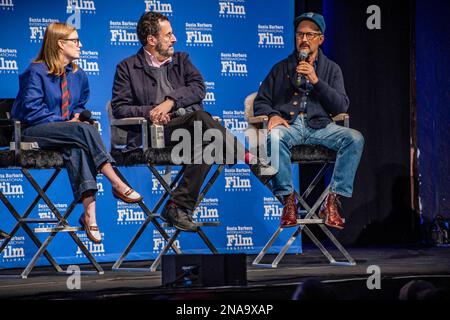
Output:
[34,22,79,76]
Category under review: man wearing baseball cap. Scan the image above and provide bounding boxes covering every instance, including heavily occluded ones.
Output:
[253,12,364,230]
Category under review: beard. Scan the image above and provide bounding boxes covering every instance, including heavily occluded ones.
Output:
[155,42,174,58]
[297,42,310,53]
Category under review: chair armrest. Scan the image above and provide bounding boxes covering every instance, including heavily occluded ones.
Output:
[1,120,43,158]
[111,117,147,126]
[332,113,350,127]
[332,113,349,122]
[248,115,269,124]
[13,121,21,158]
[110,117,148,152]
[0,118,19,155]
[247,116,269,131]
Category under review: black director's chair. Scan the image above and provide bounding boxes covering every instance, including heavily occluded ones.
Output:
[244,93,356,269]
[0,99,103,278]
[107,102,222,272]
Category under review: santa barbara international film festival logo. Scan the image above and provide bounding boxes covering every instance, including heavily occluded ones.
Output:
[144,0,173,16]
[76,50,100,75]
[1,236,25,262]
[153,229,180,253]
[185,22,214,47]
[75,232,105,257]
[219,0,246,19]
[110,21,139,46]
[0,172,24,198]
[226,226,254,250]
[36,202,68,229]
[29,17,58,43]
[0,0,14,11]
[263,196,283,220]
[116,201,145,225]
[204,81,216,105]
[220,52,248,77]
[0,48,18,74]
[151,168,180,194]
[222,110,247,133]
[193,198,220,222]
[66,0,96,14]
[224,167,251,192]
[258,24,285,48]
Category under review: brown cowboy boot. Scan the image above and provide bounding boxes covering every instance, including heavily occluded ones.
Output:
[280,193,298,227]
[319,192,345,230]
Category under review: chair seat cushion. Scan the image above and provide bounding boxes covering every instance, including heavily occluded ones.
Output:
[146,148,175,165]
[111,148,174,166]
[290,145,336,163]
[0,150,64,168]
[110,145,337,167]
[0,150,13,168]
[110,149,144,166]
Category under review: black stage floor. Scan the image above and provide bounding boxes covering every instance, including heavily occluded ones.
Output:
[1,245,449,300]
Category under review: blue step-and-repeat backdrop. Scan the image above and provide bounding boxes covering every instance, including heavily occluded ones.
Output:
[0,0,300,269]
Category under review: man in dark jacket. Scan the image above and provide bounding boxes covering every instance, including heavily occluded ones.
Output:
[112,12,275,232]
[254,13,364,230]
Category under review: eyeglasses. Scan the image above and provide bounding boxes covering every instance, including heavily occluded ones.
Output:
[63,38,81,46]
[162,32,176,40]
[295,32,322,41]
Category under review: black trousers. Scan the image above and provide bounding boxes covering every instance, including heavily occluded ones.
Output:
[163,110,244,210]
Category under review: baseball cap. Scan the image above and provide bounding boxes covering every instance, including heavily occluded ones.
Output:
[294,12,326,33]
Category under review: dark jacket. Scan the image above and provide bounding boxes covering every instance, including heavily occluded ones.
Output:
[111,48,205,120]
[253,49,349,129]
[111,48,206,150]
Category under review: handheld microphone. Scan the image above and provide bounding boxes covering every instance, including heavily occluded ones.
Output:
[296,50,310,86]
[167,107,186,119]
[78,109,95,124]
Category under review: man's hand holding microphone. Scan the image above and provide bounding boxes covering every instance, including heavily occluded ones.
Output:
[296,49,318,85]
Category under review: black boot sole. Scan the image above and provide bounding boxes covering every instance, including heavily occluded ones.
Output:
[172,223,198,233]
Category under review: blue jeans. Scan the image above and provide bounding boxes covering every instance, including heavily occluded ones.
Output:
[23,122,114,201]
[267,114,364,198]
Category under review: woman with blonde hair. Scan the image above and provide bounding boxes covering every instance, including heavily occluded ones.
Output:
[12,22,142,243]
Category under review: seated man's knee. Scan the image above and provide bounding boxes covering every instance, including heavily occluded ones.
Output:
[267,129,292,156]
[348,129,364,148]
[191,110,211,121]
[268,127,290,145]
